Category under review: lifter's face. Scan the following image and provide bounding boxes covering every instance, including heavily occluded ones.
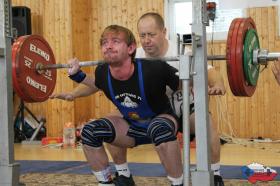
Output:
[101,32,135,65]
[137,16,166,57]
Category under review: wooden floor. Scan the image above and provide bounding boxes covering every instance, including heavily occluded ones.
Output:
[15,142,280,167]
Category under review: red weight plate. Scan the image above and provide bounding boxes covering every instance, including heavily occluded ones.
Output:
[235,18,257,96]
[226,18,237,95]
[230,18,245,96]
[228,18,245,96]
[234,18,249,96]
[226,18,243,96]
[12,36,33,102]
[227,17,257,97]
[12,35,57,102]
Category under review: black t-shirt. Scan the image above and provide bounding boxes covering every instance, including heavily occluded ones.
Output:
[95,59,179,115]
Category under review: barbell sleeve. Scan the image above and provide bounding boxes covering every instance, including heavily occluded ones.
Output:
[253,49,280,65]
[267,52,280,60]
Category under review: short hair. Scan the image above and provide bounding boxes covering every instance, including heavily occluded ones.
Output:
[137,12,165,30]
[100,25,136,59]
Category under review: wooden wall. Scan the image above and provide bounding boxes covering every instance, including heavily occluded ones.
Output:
[11,0,280,140]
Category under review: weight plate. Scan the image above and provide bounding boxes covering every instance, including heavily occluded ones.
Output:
[227,17,258,96]
[235,17,257,96]
[12,36,33,102]
[227,18,243,96]
[243,29,260,86]
[12,35,57,102]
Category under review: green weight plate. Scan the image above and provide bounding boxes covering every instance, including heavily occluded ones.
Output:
[243,29,260,86]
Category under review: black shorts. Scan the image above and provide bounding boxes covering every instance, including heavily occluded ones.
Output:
[125,109,179,146]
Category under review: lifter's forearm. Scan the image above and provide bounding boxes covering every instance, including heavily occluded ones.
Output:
[71,84,97,98]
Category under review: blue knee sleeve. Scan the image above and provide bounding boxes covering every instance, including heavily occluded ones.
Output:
[147,117,177,146]
[81,118,116,148]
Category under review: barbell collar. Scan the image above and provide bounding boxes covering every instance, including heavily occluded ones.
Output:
[256,49,269,65]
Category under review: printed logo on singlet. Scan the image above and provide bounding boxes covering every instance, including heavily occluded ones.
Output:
[115,92,141,108]
[121,96,138,108]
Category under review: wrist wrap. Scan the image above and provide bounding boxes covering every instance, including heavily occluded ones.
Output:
[69,70,86,83]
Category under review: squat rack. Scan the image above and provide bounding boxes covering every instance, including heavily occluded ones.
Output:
[0,0,20,185]
[180,0,214,185]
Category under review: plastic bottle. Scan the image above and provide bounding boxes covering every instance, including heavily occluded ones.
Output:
[63,122,76,148]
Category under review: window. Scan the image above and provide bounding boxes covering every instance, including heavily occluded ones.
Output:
[174,1,192,35]
[165,0,245,43]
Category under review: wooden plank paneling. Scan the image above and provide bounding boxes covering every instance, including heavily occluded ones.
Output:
[71,0,94,124]
[42,0,74,136]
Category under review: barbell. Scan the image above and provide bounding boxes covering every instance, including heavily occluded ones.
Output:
[11,17,280,102]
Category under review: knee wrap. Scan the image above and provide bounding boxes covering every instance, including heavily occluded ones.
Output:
[147,117,177,146]
[81,118,116,148]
